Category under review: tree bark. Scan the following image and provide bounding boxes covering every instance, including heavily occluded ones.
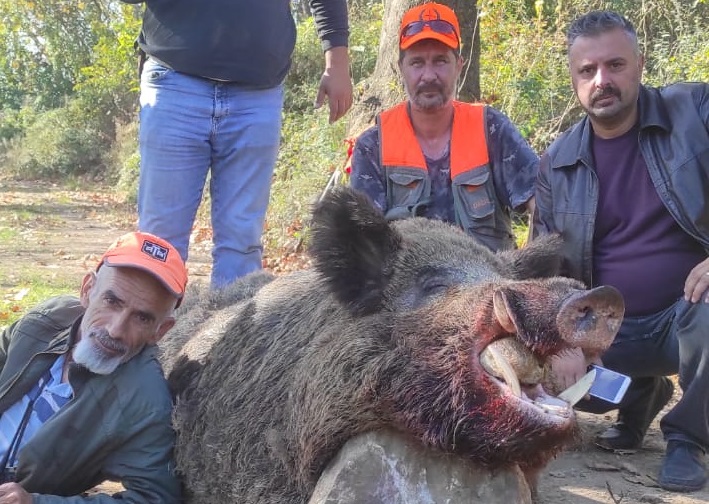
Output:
[347,0,480,137]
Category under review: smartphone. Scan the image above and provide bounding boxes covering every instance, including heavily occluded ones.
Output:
[588,365,631,404]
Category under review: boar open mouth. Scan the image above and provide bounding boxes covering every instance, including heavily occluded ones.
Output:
[475,284,624,423]
[479,339,591,421]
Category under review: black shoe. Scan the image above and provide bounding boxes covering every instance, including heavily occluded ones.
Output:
[658,440,707,492]
[594,377,674,452]
[594,422,643,451]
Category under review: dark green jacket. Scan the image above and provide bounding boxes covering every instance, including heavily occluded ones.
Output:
[0,295,180,503]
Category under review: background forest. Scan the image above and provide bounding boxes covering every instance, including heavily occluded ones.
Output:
[0,0,707,253]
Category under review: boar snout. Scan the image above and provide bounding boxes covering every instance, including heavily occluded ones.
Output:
[556,285,624,352]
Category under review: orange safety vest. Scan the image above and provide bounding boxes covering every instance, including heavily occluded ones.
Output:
[377,101,515,251]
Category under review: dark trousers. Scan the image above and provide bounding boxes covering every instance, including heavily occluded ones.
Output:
[577,298,709,449]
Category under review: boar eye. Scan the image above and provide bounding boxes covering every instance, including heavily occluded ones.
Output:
[421,281,449,296]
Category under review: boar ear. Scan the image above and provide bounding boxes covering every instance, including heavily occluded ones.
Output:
[498,234,564,279]
[309,187,402,314]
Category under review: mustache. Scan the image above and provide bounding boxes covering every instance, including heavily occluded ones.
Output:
[87,327,128,355]
[591,86,620,103]
[415,82,444,95]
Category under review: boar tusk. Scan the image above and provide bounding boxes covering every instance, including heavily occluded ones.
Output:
[481,338,545,383]
[557,368,596,407]
[480,345,522,398]
[493,290,517,334]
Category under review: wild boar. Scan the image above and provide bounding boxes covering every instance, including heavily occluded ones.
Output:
[162,187,624,503]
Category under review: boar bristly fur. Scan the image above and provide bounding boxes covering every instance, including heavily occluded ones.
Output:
[162,188,623,504]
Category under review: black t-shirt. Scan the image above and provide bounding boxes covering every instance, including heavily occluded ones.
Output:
[127,0,348,87]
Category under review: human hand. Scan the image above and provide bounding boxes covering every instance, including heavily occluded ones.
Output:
[549,347,593,393]
[0,483,32,504]
[314,46,353,123]
[685,258,709,303]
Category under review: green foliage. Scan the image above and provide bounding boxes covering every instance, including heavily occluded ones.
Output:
[284,1,382,115]
[348,2,384,86]
[0,106,36,142]
[478,0,572,151]
[264,110,348,252]
[0,0,111,111]
[76,3,142,125]
[108,121,140,203]
[477,0,709,152]
[2,96,111,179]
[0,1,141,181]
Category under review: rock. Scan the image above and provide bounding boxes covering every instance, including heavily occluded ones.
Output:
[308,430,532,504]
[638,493,665,503]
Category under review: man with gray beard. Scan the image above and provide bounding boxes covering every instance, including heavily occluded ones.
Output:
[349,2,538,252]
[0,231,187,502]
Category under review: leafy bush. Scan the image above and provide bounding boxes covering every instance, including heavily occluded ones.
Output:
[264,110,348,252]
[107,120,140,203]
[285,0,382,115]
[2,96,111,179]
[0,109,22,141]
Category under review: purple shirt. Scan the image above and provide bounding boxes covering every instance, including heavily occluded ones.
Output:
[592,124,705,316]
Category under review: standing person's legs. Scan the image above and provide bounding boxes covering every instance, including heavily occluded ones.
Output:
[208,83,284,288]
[137,58,214,261]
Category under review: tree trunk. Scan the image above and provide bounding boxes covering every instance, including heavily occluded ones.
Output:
[347,0,480,137]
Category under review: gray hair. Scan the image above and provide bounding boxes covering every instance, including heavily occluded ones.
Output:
[567,10,638,53]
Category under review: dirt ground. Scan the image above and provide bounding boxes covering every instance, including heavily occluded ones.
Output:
[0,180,707,504]
[539,395,709,504]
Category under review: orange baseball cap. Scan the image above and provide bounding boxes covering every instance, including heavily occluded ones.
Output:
[98,231,188,306]
[399,2,460,51]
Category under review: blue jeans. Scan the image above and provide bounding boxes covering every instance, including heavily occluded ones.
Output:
[579,297,709,449]
[138,58,284,288]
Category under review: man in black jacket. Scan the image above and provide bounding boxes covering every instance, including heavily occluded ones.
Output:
[533,10,709,493]
[122,0,353,289]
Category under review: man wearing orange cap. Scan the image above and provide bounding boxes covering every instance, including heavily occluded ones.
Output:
[0,231,186,502]
[350,2,538,252]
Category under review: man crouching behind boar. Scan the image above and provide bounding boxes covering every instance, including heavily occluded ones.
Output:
[162,187,625,503]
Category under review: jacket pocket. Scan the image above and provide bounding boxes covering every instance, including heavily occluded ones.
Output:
[453,167,495,220]
[387,171,427,209]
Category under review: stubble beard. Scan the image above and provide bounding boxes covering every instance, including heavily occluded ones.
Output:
[585,85,628,121]
[409,82,451,111]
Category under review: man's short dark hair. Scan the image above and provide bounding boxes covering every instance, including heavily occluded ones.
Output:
[567,10,638,52]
